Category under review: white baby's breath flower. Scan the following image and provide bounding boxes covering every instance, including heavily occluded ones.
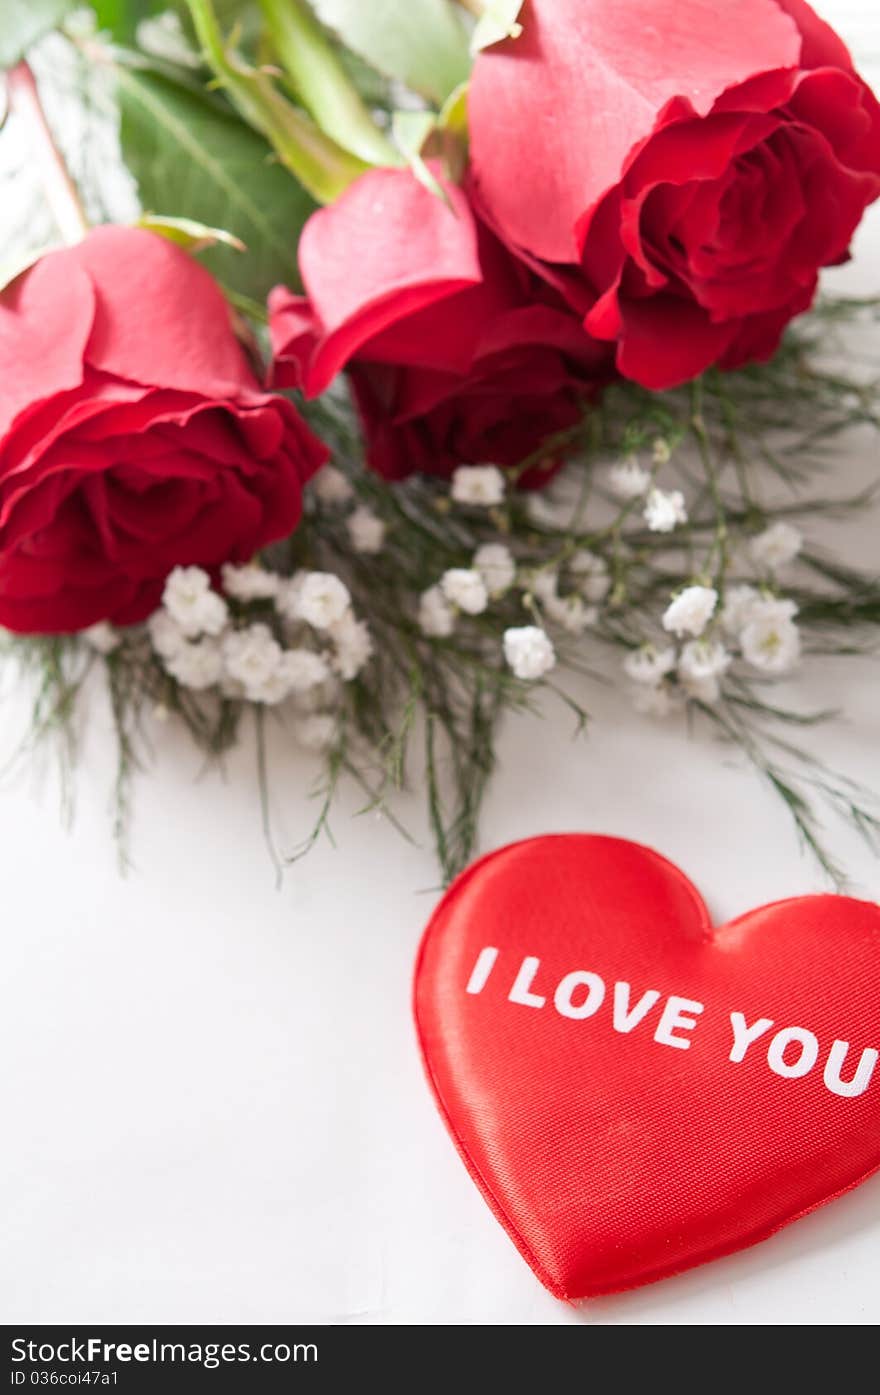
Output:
[280,648,331,693]
[82,621,120,655]
[679,671,722,704]
[328,611,373,680]
[530,568,559,604]
[568,551,610,603]
[631,683,679,718]
[250,668,297,705]
[295,713,338,752]
[748,595,799,626]
[608,459,651,500]
[222,624,283,699]
[275,571,308,624]
[165,637,223,691]
[419,585,455,638]
[162,566,228,637]
[546,593,598,635]
[526,492,571,530]
[473,542,515,597]
[623,645,677,685]
[678,637,731,681]
[662,584,718,638]
[451,464,506,507]
[148,609,187,661]
[750,522,802,573]
[740,613,801,674]
[346,506,386,555]
[503,625,556,680]
[441,568,489,615]
[720,583,762,636]
[678,639,731,704]
[644,487,687,533]
[289,572,351,630]
[311,464,353,505]
[221,562,282,602]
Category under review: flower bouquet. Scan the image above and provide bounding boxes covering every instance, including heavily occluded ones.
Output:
[1,0,879,882]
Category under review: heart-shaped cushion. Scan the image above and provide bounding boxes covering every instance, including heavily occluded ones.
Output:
[414,834,880,1298]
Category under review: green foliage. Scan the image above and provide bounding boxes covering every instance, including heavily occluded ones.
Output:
[310,0,471,104]
[89,0,166,44]
[0,0,76,68]
[117,60,314,300]
[470,0,524,53]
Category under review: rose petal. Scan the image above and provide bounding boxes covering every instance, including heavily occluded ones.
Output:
[0,255,95,439]
[72,227,255,396]
[469,0,801,263]
[294,167,483,395]
[772,0,854,71]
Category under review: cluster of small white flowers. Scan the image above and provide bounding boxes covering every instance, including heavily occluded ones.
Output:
[308,463,387,556]
[677,638,731,704]
[569,550,612,603]
[221,562,282,602]
[146,565,372,749]
[749,522,802,574]
[451,465,506,508]
[722,585,801,675]
[419,480,616,680]
[662,585,718,638]
[606,439,686,532]
[626,564,803,718]
[82,622,121,655]
[474,543,516,597]
[440,568,490,616]
[418,585,455,638]
[644,487,688,533]
[163,565,229,637]
[346,505,386,555]
[608,459,651,501]
[503,626,556,681]
[311,464,354,506]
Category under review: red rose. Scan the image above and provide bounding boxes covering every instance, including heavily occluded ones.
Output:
[469,0,880,388]
[269,167,612,481]
[0,227,327,633]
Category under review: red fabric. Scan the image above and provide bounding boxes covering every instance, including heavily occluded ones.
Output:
[414,835,880,1299]
[468,0,880,388]
[268,167,613,483]
[0,227,327,634]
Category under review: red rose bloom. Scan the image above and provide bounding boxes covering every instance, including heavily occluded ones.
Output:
[0,227,327,633]
[269,167,612,481]
[469,0,880,388]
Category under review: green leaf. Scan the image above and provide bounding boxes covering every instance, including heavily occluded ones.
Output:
[470,0,524,54]
[116,63,315,301]
[310,0,471,104]
[391,109,444,200]
[0,0,75,69]
[184,0,368,204]
[90,0,165,44]
[135,212,246,252]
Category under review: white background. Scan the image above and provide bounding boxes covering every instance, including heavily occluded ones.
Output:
[1,0,879,1328]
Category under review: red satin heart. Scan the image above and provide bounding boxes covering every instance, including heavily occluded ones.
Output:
[414,835,880,1299]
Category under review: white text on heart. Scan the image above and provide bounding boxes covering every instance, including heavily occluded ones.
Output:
[465,947,878,1099]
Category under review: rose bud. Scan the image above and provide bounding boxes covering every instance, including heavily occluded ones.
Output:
[268,166,613,484]
[0,227,327,633]
[469,0,880,388]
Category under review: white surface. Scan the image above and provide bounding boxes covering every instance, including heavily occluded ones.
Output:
[1,1,880,1328]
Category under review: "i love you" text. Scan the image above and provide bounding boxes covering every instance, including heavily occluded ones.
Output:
[465,947,878,1100]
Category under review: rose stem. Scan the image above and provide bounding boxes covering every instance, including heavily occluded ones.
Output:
[6,61,90,244]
